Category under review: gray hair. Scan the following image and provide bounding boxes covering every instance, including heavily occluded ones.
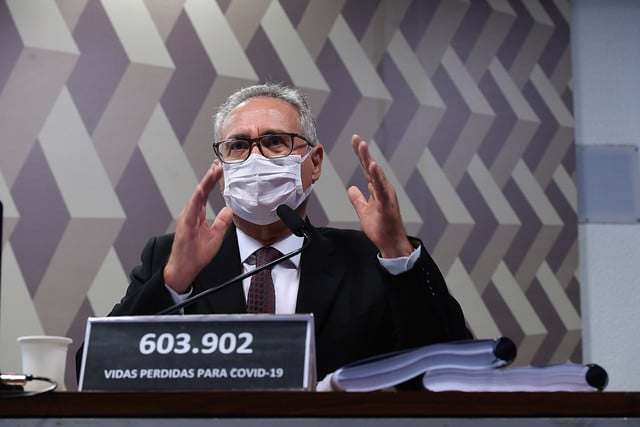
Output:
[213,83,318,145]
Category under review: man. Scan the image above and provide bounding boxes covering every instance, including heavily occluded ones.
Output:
[105,83,471,381]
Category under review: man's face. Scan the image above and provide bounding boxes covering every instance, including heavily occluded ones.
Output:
[218,97,322,191]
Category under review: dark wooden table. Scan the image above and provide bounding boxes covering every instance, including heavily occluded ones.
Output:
[1,391,638,418]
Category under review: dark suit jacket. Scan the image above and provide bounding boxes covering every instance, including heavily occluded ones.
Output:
[104,221,471,380]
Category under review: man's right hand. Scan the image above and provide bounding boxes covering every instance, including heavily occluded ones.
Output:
[163,161,234,294]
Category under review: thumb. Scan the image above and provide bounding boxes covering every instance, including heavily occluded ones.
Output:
[211,206,234,233]
[347,186,367,217]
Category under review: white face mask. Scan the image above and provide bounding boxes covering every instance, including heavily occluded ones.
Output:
[222,152,315,225]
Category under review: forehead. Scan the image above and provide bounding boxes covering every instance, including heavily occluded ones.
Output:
[221,97,300,138]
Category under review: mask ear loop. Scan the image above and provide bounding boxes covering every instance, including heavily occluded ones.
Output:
[297,150,313,164]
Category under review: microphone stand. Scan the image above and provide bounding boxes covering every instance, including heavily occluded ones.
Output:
[157,231,311,316]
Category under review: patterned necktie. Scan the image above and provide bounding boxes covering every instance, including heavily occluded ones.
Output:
[247,246,281,313]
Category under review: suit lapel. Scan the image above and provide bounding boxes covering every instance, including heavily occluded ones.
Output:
[295,222,346,335]
[190,225,247,314]
[189,221,348,326]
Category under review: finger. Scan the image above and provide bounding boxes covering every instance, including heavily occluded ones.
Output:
[351,134,361,154]
[201,161,223,194]
[368,161,391,204]
[182,189,204,227]
[356,141,372,175]
[197,203,207,226]
[184,163,221,226]
[352,135,372,181]
[367,182,378,204]
[211,206,234,234]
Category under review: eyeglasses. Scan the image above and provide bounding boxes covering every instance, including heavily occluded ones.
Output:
[213,133,313,164]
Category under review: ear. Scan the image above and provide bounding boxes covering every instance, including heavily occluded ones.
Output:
[310,145,323,182]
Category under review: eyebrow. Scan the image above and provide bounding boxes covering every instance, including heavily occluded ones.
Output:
[225,129,291,140]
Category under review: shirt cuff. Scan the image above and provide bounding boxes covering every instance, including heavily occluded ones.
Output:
[377,244,421,275]
[165,283,193,305]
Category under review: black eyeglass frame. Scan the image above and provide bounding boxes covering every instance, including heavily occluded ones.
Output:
[212,132,315,164]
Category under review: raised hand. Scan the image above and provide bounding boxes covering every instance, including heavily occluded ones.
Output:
[163,161,234,293]
[347,135,414,259]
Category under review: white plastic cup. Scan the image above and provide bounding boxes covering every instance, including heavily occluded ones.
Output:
[17,335,73,391]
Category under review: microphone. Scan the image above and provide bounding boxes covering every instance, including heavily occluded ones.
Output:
[156,205,311,315]
[276,204,307,238]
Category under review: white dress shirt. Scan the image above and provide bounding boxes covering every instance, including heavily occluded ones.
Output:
[236,227,303,314]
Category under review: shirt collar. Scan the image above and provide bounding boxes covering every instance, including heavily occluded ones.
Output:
[236,226,304,268]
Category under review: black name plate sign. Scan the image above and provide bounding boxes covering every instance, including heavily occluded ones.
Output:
[78,314,315,391]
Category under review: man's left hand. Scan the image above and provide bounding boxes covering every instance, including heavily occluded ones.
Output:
[347,134,414,258]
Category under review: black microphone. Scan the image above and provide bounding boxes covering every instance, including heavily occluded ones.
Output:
[156,205,311,315]
[276,204,308,238]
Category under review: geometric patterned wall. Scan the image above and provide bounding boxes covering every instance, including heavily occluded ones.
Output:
[0,0,577,390]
